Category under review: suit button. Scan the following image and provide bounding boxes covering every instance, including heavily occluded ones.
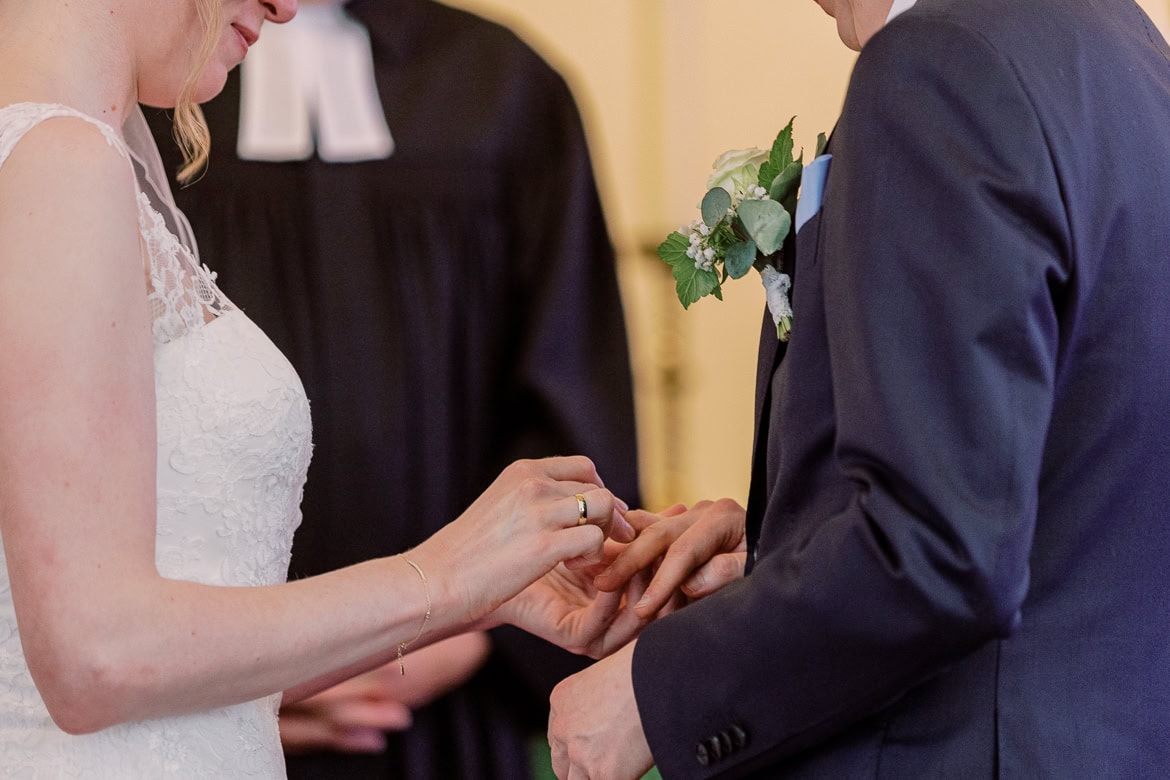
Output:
[707,736,724,761]
[695,742,710,766]
[717,731,733,755]
[730,724,749,749]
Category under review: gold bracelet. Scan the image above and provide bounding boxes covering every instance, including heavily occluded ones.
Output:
[397,556,431,675]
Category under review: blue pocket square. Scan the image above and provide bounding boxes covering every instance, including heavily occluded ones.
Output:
[795,153,832,234]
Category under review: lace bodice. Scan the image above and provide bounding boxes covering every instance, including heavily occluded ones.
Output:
[0,103,313,777]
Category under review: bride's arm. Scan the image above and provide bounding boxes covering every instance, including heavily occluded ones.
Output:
[0,119,619,735]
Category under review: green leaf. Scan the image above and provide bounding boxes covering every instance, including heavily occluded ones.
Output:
[768,161,803,205]
[783,156,805,216]
[700,187,731,228]
[657,231,691,266]
[737,199,791,256]
[758,117,796,190]
[724,239,757,279]
[673,263,721,308]
[657,231,720,308]
[815,131,828,158]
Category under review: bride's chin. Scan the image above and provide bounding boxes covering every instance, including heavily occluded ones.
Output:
[191,64,232,105]
[137,66,229,110]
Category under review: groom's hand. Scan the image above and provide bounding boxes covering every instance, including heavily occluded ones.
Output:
[548,642,653,780]
[594,499,747,618]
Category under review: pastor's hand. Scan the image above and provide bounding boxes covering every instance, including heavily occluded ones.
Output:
[594,499,747,618]
[279,666,411,754]
[279,632,490,754]
[548,641,653,780]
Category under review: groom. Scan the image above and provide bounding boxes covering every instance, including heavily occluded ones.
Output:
[549,0,1170,776]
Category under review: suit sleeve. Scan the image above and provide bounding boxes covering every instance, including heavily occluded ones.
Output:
[633,17,1070,777]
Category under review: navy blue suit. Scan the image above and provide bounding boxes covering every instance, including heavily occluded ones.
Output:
[633,0,1170,776]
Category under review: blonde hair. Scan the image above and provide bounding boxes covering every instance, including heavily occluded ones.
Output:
[173,0,224,183]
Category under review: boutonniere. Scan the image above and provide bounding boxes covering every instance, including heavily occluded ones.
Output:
[658,118,826,341]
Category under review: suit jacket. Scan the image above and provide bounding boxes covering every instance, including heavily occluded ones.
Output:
[633,0,1170,776]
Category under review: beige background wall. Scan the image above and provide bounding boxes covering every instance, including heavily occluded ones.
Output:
[442,0,1170,509]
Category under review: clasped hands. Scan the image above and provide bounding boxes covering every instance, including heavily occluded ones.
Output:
[282,455,747,777]
[407,456,746,662]
[280,496,747,767]
[492,497,748,657]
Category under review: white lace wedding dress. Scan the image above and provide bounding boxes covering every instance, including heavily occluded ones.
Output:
[0,103,313,777]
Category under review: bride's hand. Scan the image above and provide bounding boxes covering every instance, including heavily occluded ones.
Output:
[488,541,655,659]
[409,456,635,628]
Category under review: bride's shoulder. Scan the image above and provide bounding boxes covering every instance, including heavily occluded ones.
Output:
[0,105,136,208]
[0,103,130,175]
[0,108,141,283]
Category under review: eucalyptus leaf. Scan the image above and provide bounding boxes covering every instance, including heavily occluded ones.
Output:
[815,131,828,158]
[738,199,791,256]
[724,239,757,279]
[700,187,731,228]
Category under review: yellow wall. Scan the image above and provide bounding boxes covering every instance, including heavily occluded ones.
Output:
[1144,0,1170,31]
[441,0,1170,508]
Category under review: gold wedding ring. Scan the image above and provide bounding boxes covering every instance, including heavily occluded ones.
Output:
[575,493,588,526]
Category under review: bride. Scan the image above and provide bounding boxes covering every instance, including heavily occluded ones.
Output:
[0,0,649,775]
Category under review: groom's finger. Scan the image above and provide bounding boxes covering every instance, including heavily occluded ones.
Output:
[565,539,633,574]
[681,551,748,599]
[624,504,687,533]
[591,569,653,658]
[631,500,745,617]
[593,513,692,592]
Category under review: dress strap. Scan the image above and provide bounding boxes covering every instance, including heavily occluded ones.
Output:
[0,102,132,172]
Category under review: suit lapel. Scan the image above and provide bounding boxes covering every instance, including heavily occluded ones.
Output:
[752,311,783,426]
[743,132,833,569]
[745,310,786,572]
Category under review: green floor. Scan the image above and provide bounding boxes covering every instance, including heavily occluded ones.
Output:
[530,738,662,780]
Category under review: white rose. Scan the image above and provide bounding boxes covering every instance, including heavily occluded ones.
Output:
[707,147,770,195]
